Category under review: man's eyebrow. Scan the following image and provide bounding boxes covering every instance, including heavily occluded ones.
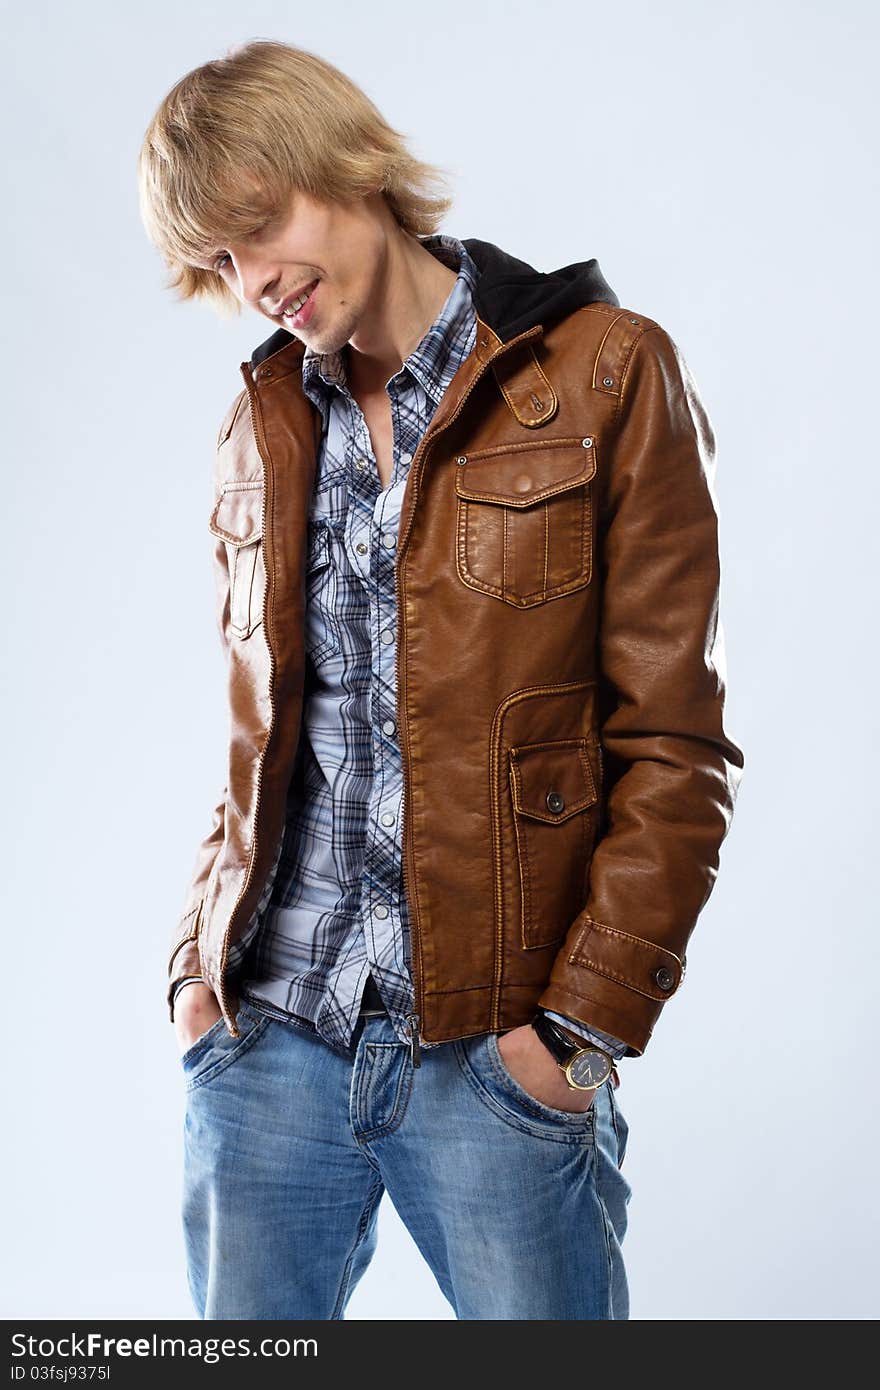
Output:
[190,213,280,268]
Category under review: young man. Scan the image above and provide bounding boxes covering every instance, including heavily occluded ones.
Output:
[140,41,745,1321]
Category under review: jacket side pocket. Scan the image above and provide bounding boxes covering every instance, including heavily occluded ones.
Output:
[509,737,600,949]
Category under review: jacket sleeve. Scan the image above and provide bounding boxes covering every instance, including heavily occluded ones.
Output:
[537,324,746,1055]
[166,785,226,1022]
[165,392,245,1022]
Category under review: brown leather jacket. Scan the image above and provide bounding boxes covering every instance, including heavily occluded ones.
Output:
[167,237,745,1058]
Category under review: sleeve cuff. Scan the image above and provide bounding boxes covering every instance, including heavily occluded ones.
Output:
[170,976,205,1013]
[542,1009,628,1060]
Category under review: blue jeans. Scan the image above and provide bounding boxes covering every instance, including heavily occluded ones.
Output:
[180,996,632,1319]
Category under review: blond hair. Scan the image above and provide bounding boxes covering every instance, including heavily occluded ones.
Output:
[138,39,455,316]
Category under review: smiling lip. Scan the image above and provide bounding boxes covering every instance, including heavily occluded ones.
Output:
[274,279,319,319]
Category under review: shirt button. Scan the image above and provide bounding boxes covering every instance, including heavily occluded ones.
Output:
[381,532,396,548]
[399,451,412,464]
[380,812,396,827]
[382,719,396,736]
[356,541,368,555]
[355,457,368,470]
[654,966,676,992]
[380,629,394,645]
[374,905,389,919]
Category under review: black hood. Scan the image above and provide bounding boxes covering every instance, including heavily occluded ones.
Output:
[462,237,619,341]
[249,236,619,370]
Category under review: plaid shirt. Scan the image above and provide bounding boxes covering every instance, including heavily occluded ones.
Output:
[191,234,626,1061]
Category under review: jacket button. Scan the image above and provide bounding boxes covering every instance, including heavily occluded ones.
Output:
[654,965,676,991]
[546,791,565,813]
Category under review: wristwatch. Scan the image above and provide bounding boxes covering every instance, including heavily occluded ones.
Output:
[531,1011,615,1091]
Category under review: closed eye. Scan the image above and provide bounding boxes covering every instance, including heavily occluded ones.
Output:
[212,217,276,275]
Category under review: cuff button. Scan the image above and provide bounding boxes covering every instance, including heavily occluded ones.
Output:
[654,965,676,991]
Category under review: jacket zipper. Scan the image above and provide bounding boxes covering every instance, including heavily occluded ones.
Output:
[394,321,544,1054]
[213,363,279,1038]
[405,1012,421,1068]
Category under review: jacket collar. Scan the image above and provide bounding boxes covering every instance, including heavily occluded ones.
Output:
[248,236,619,372]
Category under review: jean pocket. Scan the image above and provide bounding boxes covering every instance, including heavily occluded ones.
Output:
[179,1015,227,1070]
[454,1031,597,1143]
[180,1001,271,1092]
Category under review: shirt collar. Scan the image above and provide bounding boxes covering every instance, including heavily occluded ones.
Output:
[301,234,478,408]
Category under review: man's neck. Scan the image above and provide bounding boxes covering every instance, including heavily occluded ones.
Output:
[346,233,457,396]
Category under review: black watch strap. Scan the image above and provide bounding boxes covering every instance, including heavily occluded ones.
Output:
[531,1010,590,1065]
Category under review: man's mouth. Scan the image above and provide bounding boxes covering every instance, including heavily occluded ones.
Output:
[276,279,320,320]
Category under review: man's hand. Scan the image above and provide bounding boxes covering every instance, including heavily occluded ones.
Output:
[496,1022,596,1113]
[174,981,223,1056]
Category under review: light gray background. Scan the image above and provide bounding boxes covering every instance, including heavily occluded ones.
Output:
[2,0,876,1320]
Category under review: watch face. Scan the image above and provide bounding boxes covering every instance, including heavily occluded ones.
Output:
[566,1048,612,1089]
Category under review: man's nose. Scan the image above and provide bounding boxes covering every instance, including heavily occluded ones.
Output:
[233,251,279,310]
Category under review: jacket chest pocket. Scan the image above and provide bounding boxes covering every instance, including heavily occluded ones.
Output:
[208,481,266,639]
[454,436,597,607]
[509,737,601,950]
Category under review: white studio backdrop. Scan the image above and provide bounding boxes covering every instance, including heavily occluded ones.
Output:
[1,0,876,1320]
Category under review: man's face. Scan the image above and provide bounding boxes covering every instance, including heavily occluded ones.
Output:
[202,187,390,354]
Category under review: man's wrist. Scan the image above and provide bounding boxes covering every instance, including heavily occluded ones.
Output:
[171,975,206,1009]
[539,1008,628,1060]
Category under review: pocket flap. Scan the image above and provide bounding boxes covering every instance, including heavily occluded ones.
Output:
[208,482,264,546]
[509,738,598,823]
[455,437,597,508]
[306,518,333,572]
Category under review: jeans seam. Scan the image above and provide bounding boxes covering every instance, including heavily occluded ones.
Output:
[596,1183,616,1318]
[609,1088,622,1163]
[329,1172,385,1320]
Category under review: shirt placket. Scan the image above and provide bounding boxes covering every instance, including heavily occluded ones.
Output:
[320,390,418,1049]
